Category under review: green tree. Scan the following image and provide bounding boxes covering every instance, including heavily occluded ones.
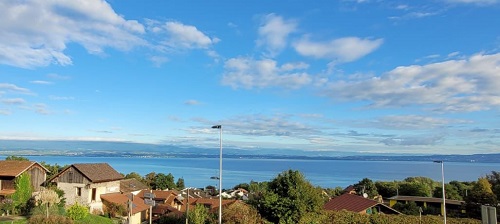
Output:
[5,155,29,161]
[252,170,325,224]
[486,171,500,199]
[39,162,64,180]
[233,183,250,191]
[154,173,176,190]
[11,172,33,215]
[323,187,344,198]
[188,204,209,224]
[353,178,378,198]
[375,181,399,198]
[433,184,462,200]
[464,177,498,219]
[144,172,156,188]
[124,172,144,182]
[392,201,420,215]
[176,177,185,190]
[398,181,432,197]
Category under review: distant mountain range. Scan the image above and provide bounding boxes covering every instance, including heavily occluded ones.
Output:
[0,140,499,163]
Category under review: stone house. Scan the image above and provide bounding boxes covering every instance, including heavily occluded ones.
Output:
[48,163,124,212]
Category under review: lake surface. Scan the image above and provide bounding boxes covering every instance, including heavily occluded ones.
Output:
[2,156,499,189]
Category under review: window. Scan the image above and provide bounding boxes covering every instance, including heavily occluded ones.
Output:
[76,187,82,197]
[91,188,96,201]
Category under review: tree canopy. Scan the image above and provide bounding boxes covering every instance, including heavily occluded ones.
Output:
[251,169,325,224]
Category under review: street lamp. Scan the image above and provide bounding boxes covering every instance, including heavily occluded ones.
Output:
[434,160,446,224]
[212,125,222,224]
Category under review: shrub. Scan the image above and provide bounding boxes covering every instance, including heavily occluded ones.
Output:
[66,203,89,220]
[28,214,73,224]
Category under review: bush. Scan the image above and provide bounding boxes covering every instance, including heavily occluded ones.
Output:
[28,214,73,224]
[66,203,89,220]
[74,214,115,224]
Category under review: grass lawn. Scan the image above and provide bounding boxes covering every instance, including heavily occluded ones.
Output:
[0,215,27,224]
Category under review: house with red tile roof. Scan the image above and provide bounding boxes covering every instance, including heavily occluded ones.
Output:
[137,189,184,218]
[48,163,124,213]
[101,192,150,224]
[324,193,401,215]
[0,160,48,198]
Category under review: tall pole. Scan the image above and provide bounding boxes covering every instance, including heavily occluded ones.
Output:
[212,125,222,224]
[434,161,446,224]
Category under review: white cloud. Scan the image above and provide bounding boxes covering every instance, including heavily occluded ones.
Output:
[184,100,201,105]
[152,21,217,50]
[221,57,312,89]
[49,95,75,101]
[31,80,53,85]
[293,36,383,62]
[370,115,467,130]
[324,52,500,112]
[0,109,11,115]
[1,98,26,105]
[445,0,498,5]
[0,0,145,68]
[380,135,444,146]
[0,83,32,94]
[257,14,297,57]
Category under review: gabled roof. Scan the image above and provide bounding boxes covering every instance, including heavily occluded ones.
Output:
[0,160,48,177]
[101,193,149,214]
[48,163,123,183]
[72,163,123,183]
[324,193,379,213]
[120,178,149,193]
[388,195,464,206]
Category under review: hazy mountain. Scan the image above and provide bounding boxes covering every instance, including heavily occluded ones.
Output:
[1,140,499,163]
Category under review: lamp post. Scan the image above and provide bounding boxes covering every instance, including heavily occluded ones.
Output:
[212,125,222,224]
[434,160,446,224]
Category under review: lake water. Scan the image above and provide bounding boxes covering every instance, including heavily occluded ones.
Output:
[2,156,499,189]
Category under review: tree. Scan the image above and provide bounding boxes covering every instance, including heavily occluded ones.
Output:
[124,172,144,182]
[392,201,420,215]
[34,188,60,218]
[353,178,378,198]
[323,187,344,198]
[433,184,462,200]
[398,181,431,197]
[11,172,33,215]
[375,181,399,198]
[144,172,156,188]
[39,162,64,180]
[5,155,29,161]
[252,170,325,224]
[154,173,176,190]
[464,177,498,219]
[176,178,185,190]
[188,204,210,224]
[233,183,250,191]
[222,202,264,224]
[486,171,500,199]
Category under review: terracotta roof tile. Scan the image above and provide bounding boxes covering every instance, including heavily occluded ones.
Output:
[72,163,123,183]
[324,193,379,213]
[101,193,149,214]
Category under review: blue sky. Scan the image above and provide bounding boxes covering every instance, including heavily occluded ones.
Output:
[0,0,499,155]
